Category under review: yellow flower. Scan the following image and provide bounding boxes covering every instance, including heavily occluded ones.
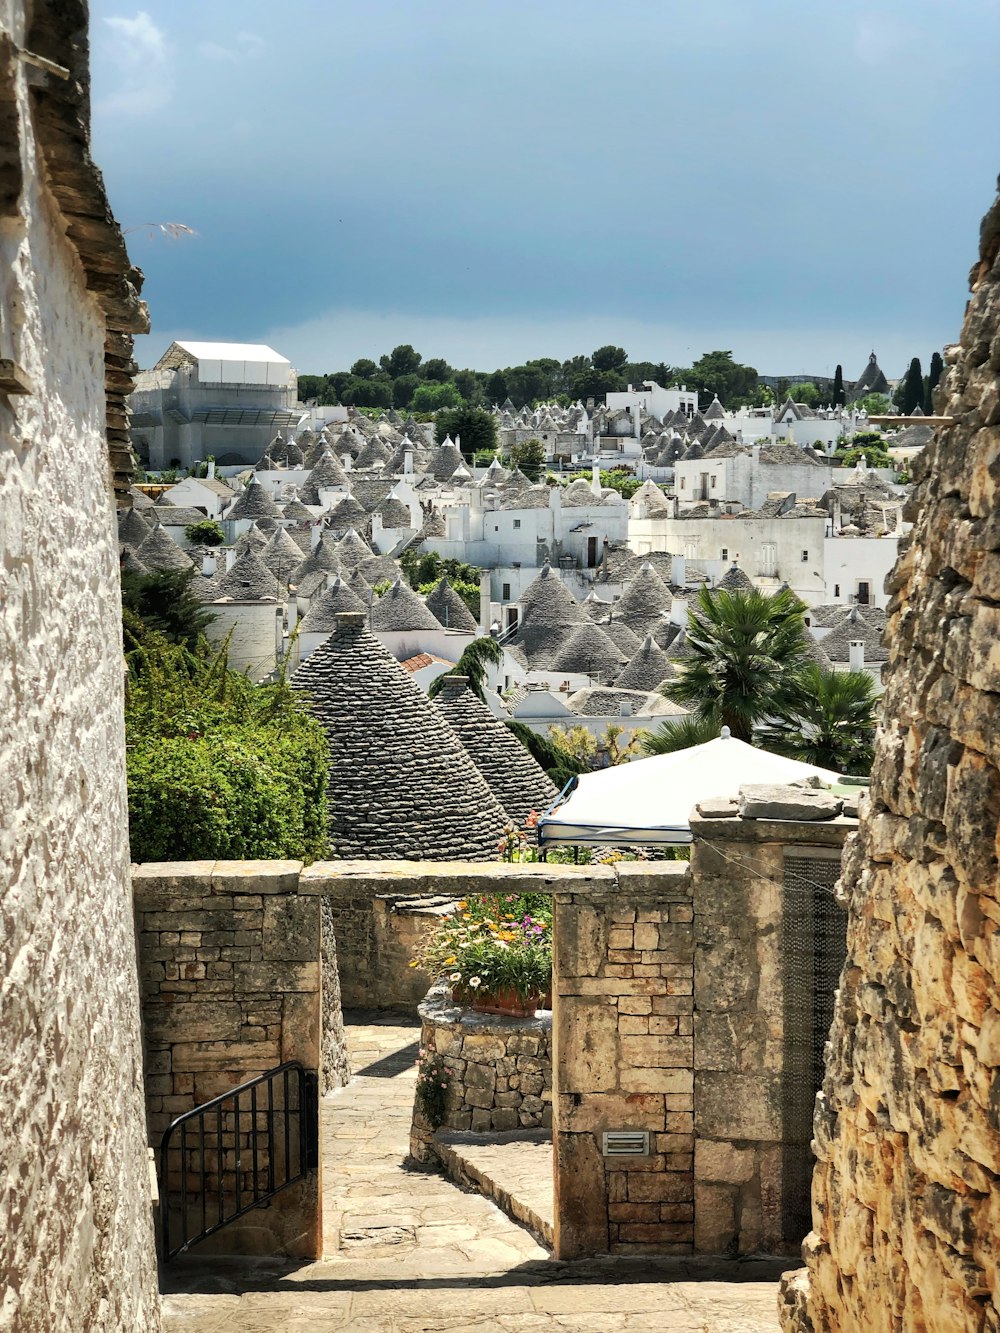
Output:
[444,956,457,965]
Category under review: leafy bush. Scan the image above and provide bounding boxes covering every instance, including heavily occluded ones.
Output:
[413,893,552,1003]
[124,615,329,862]
[120,568,216,650]
[184,519,225,546]
[414,1049,453,1129]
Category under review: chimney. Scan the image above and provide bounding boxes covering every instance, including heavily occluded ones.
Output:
[311,523,322,550]
[325,571,338,590]
[479,569,492,634]
[440,674,470,695]
[671,554,686,587]
[670,595,688,627]
[591,462,602,497]
[202,553,217,578]
[404,449,413,475]
[341,453,352,473]
[849,640,865,671]
[336,611,365,629]
[225,548,236,572]
[207,458,216,479]
[274,606,284,664]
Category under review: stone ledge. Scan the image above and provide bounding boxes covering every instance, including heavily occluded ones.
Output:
[689,814,857,846]
[300,860,617,897]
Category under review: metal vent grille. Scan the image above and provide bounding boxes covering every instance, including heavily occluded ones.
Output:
[602,1130,649,1157]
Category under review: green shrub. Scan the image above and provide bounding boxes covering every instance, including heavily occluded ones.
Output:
[184,519,225,546]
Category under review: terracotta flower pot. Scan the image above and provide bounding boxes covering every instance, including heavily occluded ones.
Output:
[469,986,542,1018]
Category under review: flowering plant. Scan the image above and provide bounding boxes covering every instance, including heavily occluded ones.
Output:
[412,892,552,1004]
[414,1048,452,1129]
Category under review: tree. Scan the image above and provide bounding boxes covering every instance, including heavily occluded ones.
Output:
[379,344,421,379]
[350,357,381,380]
[184,519,225,546]
[427,636,503,702]
[591,345,629,373]
[670,350,758,409]
[453,369,483,405]
[120,567,216,650]
[641,715,719,756]
[411,381,462,412]
[569,366,624,402]
[791,382,820,407]
[341,376,392,408]
[435,406,497,458]
[855,392,891,415]
[510,438,546,481]
[902,357,924,415]
[664,586,812,742]
[833,365,845,407]
[924,350,944,414]
[392,373,421,409]
[422,357,452,383]
[485,370,508,404]
[757,666,878,774]
[297,373,325,402]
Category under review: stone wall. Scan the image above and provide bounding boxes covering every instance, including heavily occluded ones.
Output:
[0,3,159,1326]
[134,860,328,1258]
[412,983,552,1146]
[553,863,696,1259]
[689,807,853,1257]
[780,184,1000,1331]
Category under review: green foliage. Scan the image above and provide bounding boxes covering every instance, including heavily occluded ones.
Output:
[120,567,216,650]
[664,586,812,742]
[399,548,481,592]
[667,350,758,409]
[836,443,893,470]
[568,468,641,498]
[901,357,924,415]
[414,1049,452,1129]
[854,392,892,415]
[435,406,498,458]
[591,345,629,373]
[757,666,878,775]
[417,575,480,618]
[411,381,462,412]
[790,381,820,407]
[505,720,588,791]
[379,344,422,379]
[641,715,721,756]
[184,519,225,546]
[124,617,330,863]
[925,350,944,413]
[391,373,421,409]
[833,364,845,407]
[427,636,502,702]
[509,437,546,480]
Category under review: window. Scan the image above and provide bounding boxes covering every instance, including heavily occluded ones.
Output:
[721,547,728,561]
[502,582,511,601]
[801,550,809,562]
[680,478,686,490]
[711,476,717,489]
[513,519,521,529]
[834,584,840,598]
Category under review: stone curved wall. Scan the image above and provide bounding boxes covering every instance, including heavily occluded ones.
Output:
[780,182,1000,1331]
[411,984,552,1153]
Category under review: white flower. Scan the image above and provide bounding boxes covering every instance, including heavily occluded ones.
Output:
[469,976,482,989]
[449,972,462,983]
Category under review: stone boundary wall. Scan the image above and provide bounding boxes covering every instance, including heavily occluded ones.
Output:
[412,983,552,1143]
[780,185,1000,1332]
[689,810,855,1257]
[134,860,331,1259]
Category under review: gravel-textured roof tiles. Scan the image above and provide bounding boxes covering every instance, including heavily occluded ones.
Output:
[117,506,151,548]
[424,576,478,633]
[225,478,281,521]
[717,562,755,592]
[615,636,677,691]
[337,529,373,567]
[119,546,149,575]
[507,564,588,670]
[599,617,644,657]
[614,560,674,634]
[351,478,395,512]
[818,607,888,663]
[291,534,344,585]
[377,497,413,528]
[281,498,315,522]
[260,527,308,582]
[548,621,626,678]
[137,523,195,572]
[298,575,366,631]
[207,548,280,601]
[433,676,558,828]
[299,451,349,504]
[292,613,511,859]
[426,440,465,481]
[566,687,686,718]
[370,577,443,632]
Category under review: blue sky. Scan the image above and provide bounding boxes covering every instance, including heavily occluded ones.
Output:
[89,0,1000,379]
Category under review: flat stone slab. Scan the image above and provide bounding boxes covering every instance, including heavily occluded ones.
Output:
[434,1131,555,1247]
[738,784,843,821]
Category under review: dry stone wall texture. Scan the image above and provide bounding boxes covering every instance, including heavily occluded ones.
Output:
[780,183,1000,1332]
[0,5,159,1324]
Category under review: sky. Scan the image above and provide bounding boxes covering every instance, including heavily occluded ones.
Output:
[88,0,1000,380]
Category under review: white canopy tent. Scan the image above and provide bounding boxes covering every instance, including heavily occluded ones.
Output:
[537,731,843,848]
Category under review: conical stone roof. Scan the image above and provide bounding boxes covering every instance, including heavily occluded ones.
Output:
[371,577,442,632]
[337,529,373,567]
[207,548,280,601]
[292,614,511,860]
[299,451,349,504]
[291,534,343,586]
[615,635,676,691]
[599,617,644,657]
[282,498,314,522]
[137,524,195,573]
[225,478,281,521]
[327,494,369,529]
[234,522,269,554]
[549,621,626,679]
[261,527,307,582]
[717,562,755,593]
[819,607,888,663]
[424,576,478,633]
[426,440,464,481]
[298,575,366,632]
[615,561,673,635]
[508,564,588,670]
[433,677,558,827]
[118,507,151,548]
[120,546,149,575]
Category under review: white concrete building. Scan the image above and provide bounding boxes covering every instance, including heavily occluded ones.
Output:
[606,380,698,421]
[673,442,833,510]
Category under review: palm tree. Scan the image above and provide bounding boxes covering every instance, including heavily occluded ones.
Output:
[665,586,811,742]
[641,715,719,756]
[428,635,503,702]
[757,666,878,774]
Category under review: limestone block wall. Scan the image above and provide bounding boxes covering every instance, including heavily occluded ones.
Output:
[412,983,552,1142]
[780,185,1000,1331]
[0,4,159,1325]
[689,811,853,1257]
[134,860,328,1258]
[553,863,696,1259]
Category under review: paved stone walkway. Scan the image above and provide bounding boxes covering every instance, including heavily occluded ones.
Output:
[162,1016,784,1331]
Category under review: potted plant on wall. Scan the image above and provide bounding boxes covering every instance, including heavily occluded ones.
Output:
[412,893,553,1017]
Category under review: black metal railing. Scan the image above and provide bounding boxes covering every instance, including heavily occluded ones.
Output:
[158,1061,318,1260]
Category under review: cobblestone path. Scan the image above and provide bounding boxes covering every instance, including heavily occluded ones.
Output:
[161,1016,783,1331]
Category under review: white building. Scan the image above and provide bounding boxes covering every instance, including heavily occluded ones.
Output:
[673,442,833,510]
[605,380,698,421]
[130,341,302,469]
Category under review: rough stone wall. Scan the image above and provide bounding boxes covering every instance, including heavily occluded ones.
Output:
[134,860,326,1258]
[0,3,159,1325]
[780,184,1000,1331]
[689,811,853,1257]
[412,983,552,1146]
[553,864,696,1260]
